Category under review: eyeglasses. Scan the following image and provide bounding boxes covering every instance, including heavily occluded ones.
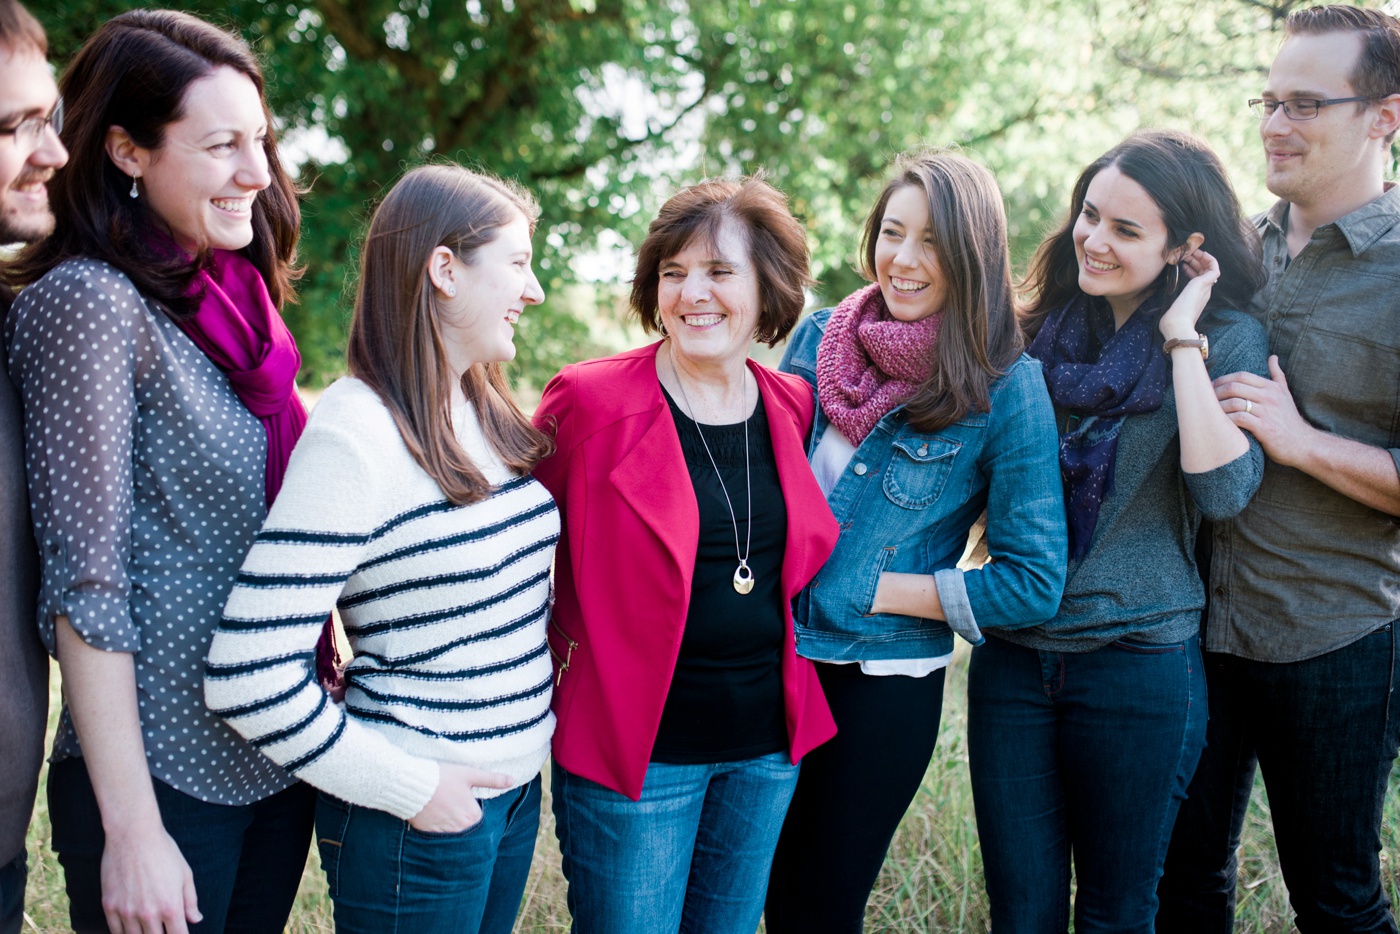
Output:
[1248,96,1375,120]
[0,98,63,150]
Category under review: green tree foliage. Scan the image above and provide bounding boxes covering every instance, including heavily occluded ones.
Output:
[44,0,1350,384]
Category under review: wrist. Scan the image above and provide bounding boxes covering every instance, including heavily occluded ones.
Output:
[1276,421,1323,470]
[100,796,164,839]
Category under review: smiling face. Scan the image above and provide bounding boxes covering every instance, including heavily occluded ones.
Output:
[1261,31,1380,213]
[0,46,67,244]
[1072,165,1175,325]
[121,65,271,252]
[872,184,947,322]
[439,212,544,372]
[656,217,761,372]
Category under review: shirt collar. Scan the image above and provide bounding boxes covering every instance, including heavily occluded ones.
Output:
[1261,183,1400,257]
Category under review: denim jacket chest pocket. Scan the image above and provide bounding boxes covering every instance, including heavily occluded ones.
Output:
[882,435,963,510]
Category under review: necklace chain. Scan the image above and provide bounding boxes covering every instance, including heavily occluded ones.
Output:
[669,345,754,595]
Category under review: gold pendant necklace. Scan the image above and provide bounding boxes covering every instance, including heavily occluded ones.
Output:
[670,346,754,595]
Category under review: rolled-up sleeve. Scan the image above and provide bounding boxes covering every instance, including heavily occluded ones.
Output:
[7,265,145,655]
[1184,315,1269,521]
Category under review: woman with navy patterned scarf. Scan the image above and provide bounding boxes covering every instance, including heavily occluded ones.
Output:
[967,129,1269,933]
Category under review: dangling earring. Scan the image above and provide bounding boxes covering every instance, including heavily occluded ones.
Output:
[1169,262,1181,295]
[129,176,139,199]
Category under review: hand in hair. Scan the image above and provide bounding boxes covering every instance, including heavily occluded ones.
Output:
[1158,248,1221,342]
[408,762,514,833]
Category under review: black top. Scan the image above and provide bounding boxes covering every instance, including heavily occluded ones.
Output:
[651,386,790,764]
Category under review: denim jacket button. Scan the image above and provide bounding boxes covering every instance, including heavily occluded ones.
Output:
[918,445,929,456]
[853,463,867,476]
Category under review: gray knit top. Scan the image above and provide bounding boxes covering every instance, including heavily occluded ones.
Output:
[993,308,1268,653]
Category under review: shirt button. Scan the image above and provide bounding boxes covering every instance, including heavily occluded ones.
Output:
[853,463,868,476]
[1215,586,1226,596]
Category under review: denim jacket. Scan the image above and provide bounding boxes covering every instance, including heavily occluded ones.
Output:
[780,308,1068,662]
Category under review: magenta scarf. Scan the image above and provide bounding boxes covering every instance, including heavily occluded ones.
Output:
[815,283,943,445]
[178,250,340,685]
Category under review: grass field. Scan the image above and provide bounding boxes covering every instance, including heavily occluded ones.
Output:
[21,646,1400,932]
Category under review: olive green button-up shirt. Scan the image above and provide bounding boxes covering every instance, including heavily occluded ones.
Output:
[1206,185,1400,663]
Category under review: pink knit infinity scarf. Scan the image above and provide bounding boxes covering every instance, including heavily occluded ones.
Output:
[816,283,943,445]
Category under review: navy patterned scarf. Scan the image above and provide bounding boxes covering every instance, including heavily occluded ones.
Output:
[1027,294,1168,559]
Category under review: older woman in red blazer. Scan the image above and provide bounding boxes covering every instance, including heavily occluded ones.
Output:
[533,177,839,934]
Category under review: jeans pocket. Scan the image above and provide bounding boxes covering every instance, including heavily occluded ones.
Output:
[314,792,352,899]
[403,801,488,842]
[1111,637,1186,655]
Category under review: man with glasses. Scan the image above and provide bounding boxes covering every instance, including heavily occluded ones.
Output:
[1158,5,1400,932]
[0,1,64,932]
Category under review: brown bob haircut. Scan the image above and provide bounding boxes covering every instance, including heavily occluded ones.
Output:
[0,0,46,56]
[631,175,813,347]
[1286,5,1400,143]
[8,9,300,314]
[858,149,1023,433]
[346,164,553,506]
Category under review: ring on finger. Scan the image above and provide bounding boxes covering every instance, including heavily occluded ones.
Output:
[1245,399,1253,415]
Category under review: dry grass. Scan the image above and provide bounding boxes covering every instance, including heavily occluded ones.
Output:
[22,650,1400,932]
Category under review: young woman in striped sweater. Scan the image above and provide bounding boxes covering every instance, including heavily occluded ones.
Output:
[205,164,559,934]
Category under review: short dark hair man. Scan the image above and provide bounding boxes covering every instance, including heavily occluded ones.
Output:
[0,1,65,931]
[1158,5,1400,932]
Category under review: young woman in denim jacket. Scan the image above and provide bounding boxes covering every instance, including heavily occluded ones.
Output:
[765,150,1068,932]
[967,130,1269,933]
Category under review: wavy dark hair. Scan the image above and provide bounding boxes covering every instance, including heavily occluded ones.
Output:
[858,149,1023,433]
[347,164,553,506]
[7,9,300,315]
[1020,129,1265,338]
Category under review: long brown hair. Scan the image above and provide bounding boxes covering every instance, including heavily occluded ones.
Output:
[347,164,553,505]
[7,9,300,314]
[859,150,1023,433]
[1019,130,1264,338]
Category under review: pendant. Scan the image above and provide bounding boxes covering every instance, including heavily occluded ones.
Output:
[733,560,754,595]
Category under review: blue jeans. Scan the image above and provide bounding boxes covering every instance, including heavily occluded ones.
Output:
[48,756,315,933]
[552,753,800,934]
[1159,625,1400,933]
[315,775,541,934]
[968,634,1207,934]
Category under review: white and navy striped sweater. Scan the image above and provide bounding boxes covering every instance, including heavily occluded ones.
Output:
[206,378,558,821]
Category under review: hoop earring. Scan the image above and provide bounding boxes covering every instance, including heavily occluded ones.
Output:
[1167,262,1180,295]
[129,176,139,199]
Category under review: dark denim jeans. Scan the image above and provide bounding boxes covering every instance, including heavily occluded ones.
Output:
[552,752,799,934]
[0,851,23,934]
[968,634,1207,934]
[48,756,315,934]
[315,775,541,934]
[1158,625,1400,934]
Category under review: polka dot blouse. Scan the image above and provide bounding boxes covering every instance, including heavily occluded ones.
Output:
[5,258,295,805]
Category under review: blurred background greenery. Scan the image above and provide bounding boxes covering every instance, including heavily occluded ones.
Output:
[45,0,1399,391]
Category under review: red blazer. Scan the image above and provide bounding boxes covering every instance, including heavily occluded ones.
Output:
[532,342,839,800]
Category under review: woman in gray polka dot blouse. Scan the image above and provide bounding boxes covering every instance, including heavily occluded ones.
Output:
[5,12,316,933]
